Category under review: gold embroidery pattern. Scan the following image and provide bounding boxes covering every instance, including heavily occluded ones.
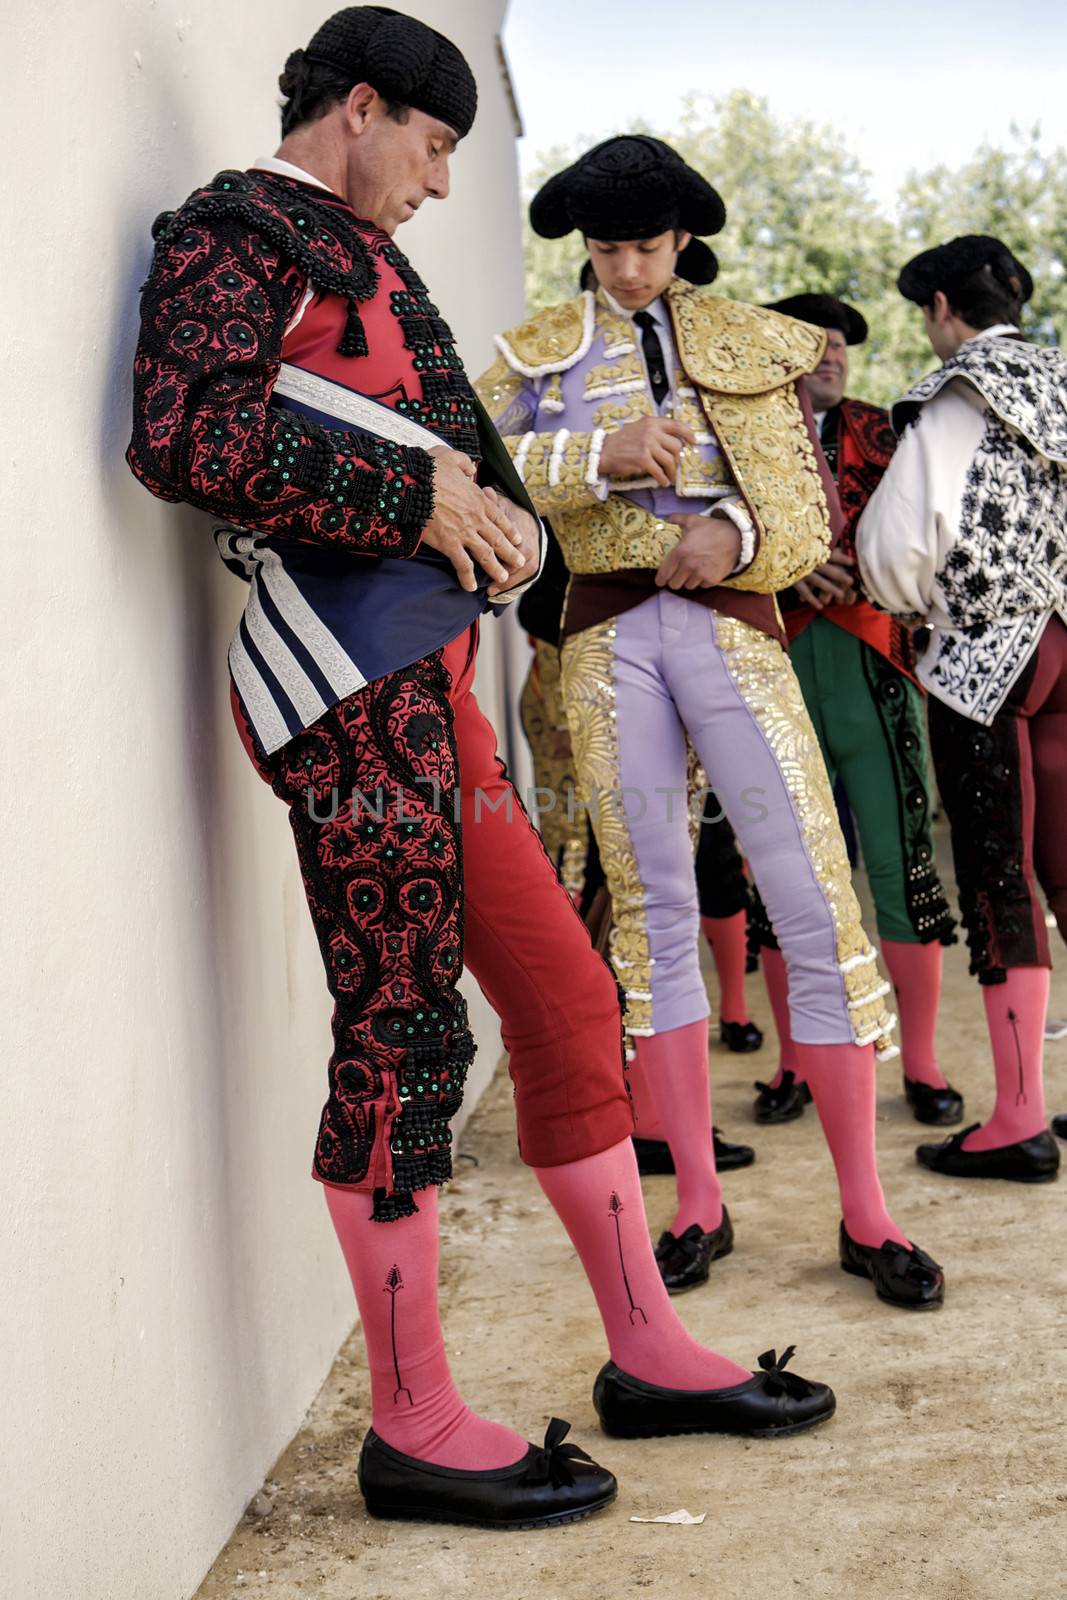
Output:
[714,616,897,1056]
[497,294,590,373]
[594,299,637,357]
[667,287,826,395]
[474,352,533,435]
[520,640,588,897]
[712,384,832,591]
[542,373,565,413]
[561,622,654,1035]
[504,431,604,512]
[584,352,645,399]
[591,394,653,430]
[664,284,832,592]
[553,497,679,574]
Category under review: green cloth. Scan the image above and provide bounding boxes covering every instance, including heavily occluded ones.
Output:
[790,617,941,944]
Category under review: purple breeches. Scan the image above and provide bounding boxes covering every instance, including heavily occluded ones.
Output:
[561,592,894,1052]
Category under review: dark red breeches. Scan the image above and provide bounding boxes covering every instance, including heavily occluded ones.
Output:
[234,625,633,1219]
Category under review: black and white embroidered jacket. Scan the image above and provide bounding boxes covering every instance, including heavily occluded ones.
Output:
[857,327,1067,724]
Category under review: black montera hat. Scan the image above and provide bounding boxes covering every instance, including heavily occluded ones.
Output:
[531,136,725,243]
[285,6,477,139]
[767,293,867,345]
[898,235,1033,308]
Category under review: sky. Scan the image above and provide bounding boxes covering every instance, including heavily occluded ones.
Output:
[503,0,1067,209]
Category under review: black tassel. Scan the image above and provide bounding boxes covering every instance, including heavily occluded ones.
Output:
[371,1186,419,1223]
[338,299,368,358]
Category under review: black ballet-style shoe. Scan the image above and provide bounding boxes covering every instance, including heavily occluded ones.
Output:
[838,1222,945,1311]
[916,1125,1061,1183]
[358,1418,616,1529]
[654,1209,734,1294]
[720,1019,764,1053]
[753,1070,812,1124]
[1051,1114,1067,1142]
[593,1346,835,1439]
[903,1075,964,1126]
[713,1127,756,1170]
[632,1128,756,1176]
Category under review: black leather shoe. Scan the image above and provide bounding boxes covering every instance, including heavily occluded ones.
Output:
[713,1128,756,1170]
[720,1018,764,1053]
[593,1346,835,1439]
[753,1070,812,1124]
[632,1129,755,1176]
[904,1075,964,1126]
[358,1419,616,1529]
[655,1209,734,1293]
[838,1222,945,1310]
[1052,1114,1067,1141]
[916,1125,1060,1183]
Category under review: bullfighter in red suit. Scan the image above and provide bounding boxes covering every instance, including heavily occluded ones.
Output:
[126,4,835,1534]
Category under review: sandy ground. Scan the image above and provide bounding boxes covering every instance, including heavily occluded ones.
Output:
[196,845,1067,1600]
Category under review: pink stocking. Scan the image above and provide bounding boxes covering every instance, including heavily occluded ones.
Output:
[635,1021,723,1234]
[796,1041,910,1250]
[535,1140,750,1389]
[627,1047,667,1141]
[701,911,750,1025]
[760,947,802,1088]
[882,939,946,1088]
[324,1184,527,1469]
[964,967,1050,1150]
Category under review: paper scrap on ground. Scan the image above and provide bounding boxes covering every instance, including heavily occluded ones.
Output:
[1045,1018,1067,1041]
[630,1509,706,1525]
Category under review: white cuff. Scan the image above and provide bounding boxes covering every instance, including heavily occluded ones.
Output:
[713,498,756,574]
[585,427,610,501]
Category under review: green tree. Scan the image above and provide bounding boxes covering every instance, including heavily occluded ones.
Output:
[521,96,1067,406]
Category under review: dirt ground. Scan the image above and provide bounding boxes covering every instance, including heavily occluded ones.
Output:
[197,846,1067,1600]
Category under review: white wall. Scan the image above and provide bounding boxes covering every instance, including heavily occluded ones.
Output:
[0,4,527,1596]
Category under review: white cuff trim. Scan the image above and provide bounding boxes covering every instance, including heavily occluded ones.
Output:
[513,431,536,483]
[714,499,756,573]
[548,429,571,488]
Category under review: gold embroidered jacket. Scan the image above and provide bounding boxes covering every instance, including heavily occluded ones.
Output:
[476,282,832,593]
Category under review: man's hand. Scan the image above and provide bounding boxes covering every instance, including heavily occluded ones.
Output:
[656,512,741,590]
[420,447,526,593]
[484,489,543,597]
[598,417,697,487]
[794,551,858,610]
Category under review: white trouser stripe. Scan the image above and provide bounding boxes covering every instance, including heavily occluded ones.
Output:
[243,579,328,727]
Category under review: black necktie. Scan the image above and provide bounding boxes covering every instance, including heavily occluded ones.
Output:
[634,310,670,407]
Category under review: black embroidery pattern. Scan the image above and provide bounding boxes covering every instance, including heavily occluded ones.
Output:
[383,1266,414,1407]
[242,648,476,1218]
[608,1191,647,1326]
[923,415,1067,721]
[861,649,956,945]
[128,169,435,554]
[894,339,1067,723]
[927,693,1049,983]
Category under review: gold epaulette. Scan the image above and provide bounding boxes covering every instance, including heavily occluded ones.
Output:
[494,293,596,377]
[666,285,827,393]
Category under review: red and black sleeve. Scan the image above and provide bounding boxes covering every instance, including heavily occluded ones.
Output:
[126,215,434,557]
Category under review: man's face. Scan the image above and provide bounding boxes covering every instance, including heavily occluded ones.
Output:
[345,101,456,235]
[805,328,849,411]
[586,230,691,311]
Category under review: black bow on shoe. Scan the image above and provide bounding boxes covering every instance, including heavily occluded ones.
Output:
[756,1346,815,1398]
[882,1240,940,1277]
[523,1418,595,1489]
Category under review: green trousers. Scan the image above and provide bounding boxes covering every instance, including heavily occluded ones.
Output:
[789,616,951,945]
